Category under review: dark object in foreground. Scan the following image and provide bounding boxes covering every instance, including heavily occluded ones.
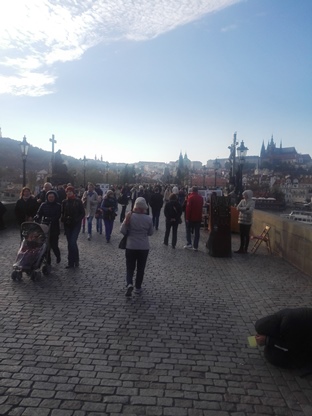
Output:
[255,308,312,376]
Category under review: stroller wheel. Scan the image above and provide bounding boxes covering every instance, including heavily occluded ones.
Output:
[31,270,41,281]
[42,265,51,276]
[11,271,22,281]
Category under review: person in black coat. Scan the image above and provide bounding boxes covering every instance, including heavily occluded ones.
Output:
[163,193,182,249]
[255,308,312,369]
[15,187,39,226]
[61,186,85,269]
[35,190,62,264]
[100,190,118,243]
[149,186,163,230]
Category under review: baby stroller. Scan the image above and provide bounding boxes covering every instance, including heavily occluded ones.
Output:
[11,221,51,281]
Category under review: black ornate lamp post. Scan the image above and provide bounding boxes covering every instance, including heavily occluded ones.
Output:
[214,158,220,187]
[228,132,238,189]
[20,135,29,187]
[236,140,248,199]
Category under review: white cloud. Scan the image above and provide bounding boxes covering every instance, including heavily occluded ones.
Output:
[0,0,240,96]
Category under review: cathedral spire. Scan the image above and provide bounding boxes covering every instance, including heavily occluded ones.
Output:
[260,140,265,156]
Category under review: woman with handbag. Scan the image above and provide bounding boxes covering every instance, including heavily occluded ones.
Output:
[101,190,118,243]
[163,193,182,249]
[120,197,153,297]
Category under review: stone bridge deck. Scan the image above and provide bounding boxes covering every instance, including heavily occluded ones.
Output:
[0,217,311,416]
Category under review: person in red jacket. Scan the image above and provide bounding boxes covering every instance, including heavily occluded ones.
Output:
[184,186,203,251]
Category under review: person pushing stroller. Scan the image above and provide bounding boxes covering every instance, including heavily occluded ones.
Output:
[35,190,61,265]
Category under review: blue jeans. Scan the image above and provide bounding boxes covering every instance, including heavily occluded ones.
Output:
[125,249,149,289]
[96,217,102,233]
[104,219,114,242]
[87,215,94,235]
[186,221,201,249]
[65,222,81,266]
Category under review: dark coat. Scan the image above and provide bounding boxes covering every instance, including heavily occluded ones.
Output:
[149,192,163,211]
[255,308,312,366]
[36,201,61,235]
[164,200,182,223]
[15,197,39,225]
[101,196,118,221]
[61,198,85,227]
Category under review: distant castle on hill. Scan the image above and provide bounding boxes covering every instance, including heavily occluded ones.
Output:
[260,135,311,166]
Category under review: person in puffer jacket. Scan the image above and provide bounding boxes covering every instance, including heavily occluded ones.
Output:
[234,189,255,254]
[255,308,312,369]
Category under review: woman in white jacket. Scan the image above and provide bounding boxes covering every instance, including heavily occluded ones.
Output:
[82,183,99,241]
[234,190,255,254]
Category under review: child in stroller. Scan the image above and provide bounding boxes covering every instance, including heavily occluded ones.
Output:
[12,222,50,281]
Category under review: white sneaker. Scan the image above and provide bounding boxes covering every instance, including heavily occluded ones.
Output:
[125,284,133,297]
[87,234,91,241]
[193,248,198,251]
[134,288,142,295]
[184,244,192,249]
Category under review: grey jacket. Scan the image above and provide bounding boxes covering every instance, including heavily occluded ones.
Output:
[120,212,153,250]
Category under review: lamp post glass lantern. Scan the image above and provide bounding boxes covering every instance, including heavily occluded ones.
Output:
[213,158,220,188]
[20,135,29,187]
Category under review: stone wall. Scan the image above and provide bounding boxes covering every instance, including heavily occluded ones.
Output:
[252,210,312,277]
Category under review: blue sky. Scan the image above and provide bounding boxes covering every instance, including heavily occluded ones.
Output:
[0,0,311,165]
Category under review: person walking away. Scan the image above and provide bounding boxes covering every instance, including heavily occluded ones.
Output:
[101,190,118,242]
[178,188,186,206]
[235,189,255,254]
[163,186,171,205]
[120,197,153,297]
[130,185,138,210]
[61,186,85,269]
[184,186,203,251]
[82,183,98,240]
[118,192,129,223]
[149,186,163,230]
[94,184,104,234]
[56,184,66,203]
[35,190,61,264]
[163,193,182,248]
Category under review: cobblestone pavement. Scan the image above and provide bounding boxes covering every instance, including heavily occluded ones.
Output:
[0,214,312,416]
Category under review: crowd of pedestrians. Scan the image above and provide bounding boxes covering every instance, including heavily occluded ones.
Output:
[13,182,255,298]
[12,182,201,290]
